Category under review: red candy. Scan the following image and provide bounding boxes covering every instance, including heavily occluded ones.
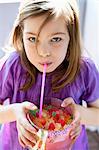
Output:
[48,123,55,130]
[39,117,46,126]
[29,105,73,131]
[58,119,65,127]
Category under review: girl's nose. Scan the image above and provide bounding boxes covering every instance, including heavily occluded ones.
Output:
[37,43,51,57]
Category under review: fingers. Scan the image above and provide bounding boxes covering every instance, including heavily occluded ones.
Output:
[18,133,35,149]
[17,117,39,148]
[15,102,39,148]
[70,127,81,142]
[61,97,75,107]
[20,125,38,143]
[22,101,38,110]
[69,122,82,140]
[70,126,81,139]
[17,122,39,149]
[16,102,38,134]
[18,116,37,134]
[18,136,26,148]
[61,97,82,143]
[72,110,81,124]
[61,97,81,124]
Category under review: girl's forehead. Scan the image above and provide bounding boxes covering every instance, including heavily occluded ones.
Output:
[23,14,67,34]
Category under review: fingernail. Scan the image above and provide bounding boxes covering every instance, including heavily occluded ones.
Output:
[32,106,38,109]
[28,145,32,149]
[70,133,73,136]
[30,104,37,109]
[61,103,64,107]
[70,135,74,139]
[70,131,74,136]
[32,143,35,147]
[30,146,33,149]
[33,140,36,144]
[72,136,76,140]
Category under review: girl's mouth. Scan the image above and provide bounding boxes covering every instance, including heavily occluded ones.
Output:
[39,62,52,66]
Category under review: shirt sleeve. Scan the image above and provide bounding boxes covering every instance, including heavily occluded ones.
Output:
[0,56,14,104]
[80,58,99,103]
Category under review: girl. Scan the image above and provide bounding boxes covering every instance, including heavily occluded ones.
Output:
[0,0,99,150]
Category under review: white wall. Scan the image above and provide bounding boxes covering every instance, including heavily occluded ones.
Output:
[83,0,99,70]
[0,2,19,58]
[80,0,99,132]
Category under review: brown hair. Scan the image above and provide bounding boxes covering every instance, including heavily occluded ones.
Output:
[9,0,82,92]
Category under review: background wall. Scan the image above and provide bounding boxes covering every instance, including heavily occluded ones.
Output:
[83,0,99,70]
[0,2,20,58]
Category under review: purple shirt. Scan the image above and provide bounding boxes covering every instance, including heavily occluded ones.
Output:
[0,52,99,150]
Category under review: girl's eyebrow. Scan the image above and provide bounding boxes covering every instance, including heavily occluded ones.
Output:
[51,32,67,36]
[24,32,66,36]
[24,32,37,35]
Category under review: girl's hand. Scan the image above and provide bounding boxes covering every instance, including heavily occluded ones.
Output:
[61,97,82,142]
[13,101,39,149]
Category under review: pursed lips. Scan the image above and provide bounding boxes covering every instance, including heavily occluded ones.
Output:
[39,62,52,66]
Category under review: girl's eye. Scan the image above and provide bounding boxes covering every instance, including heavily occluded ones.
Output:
[28,37,36,42]
[51,37,62,42]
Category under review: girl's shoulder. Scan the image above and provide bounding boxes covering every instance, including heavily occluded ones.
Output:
[0,51,22,72]
[80,57,99,75]
[0,51,26,79]
[78,57,99,91]
[77,57,99,103]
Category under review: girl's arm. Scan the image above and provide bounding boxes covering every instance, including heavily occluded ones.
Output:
[0,102,39,149]
[0,102,37,124]
[76,99,99,126]
[0,103,17,123]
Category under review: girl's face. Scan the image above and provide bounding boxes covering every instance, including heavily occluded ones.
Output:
[23,14,70,73]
